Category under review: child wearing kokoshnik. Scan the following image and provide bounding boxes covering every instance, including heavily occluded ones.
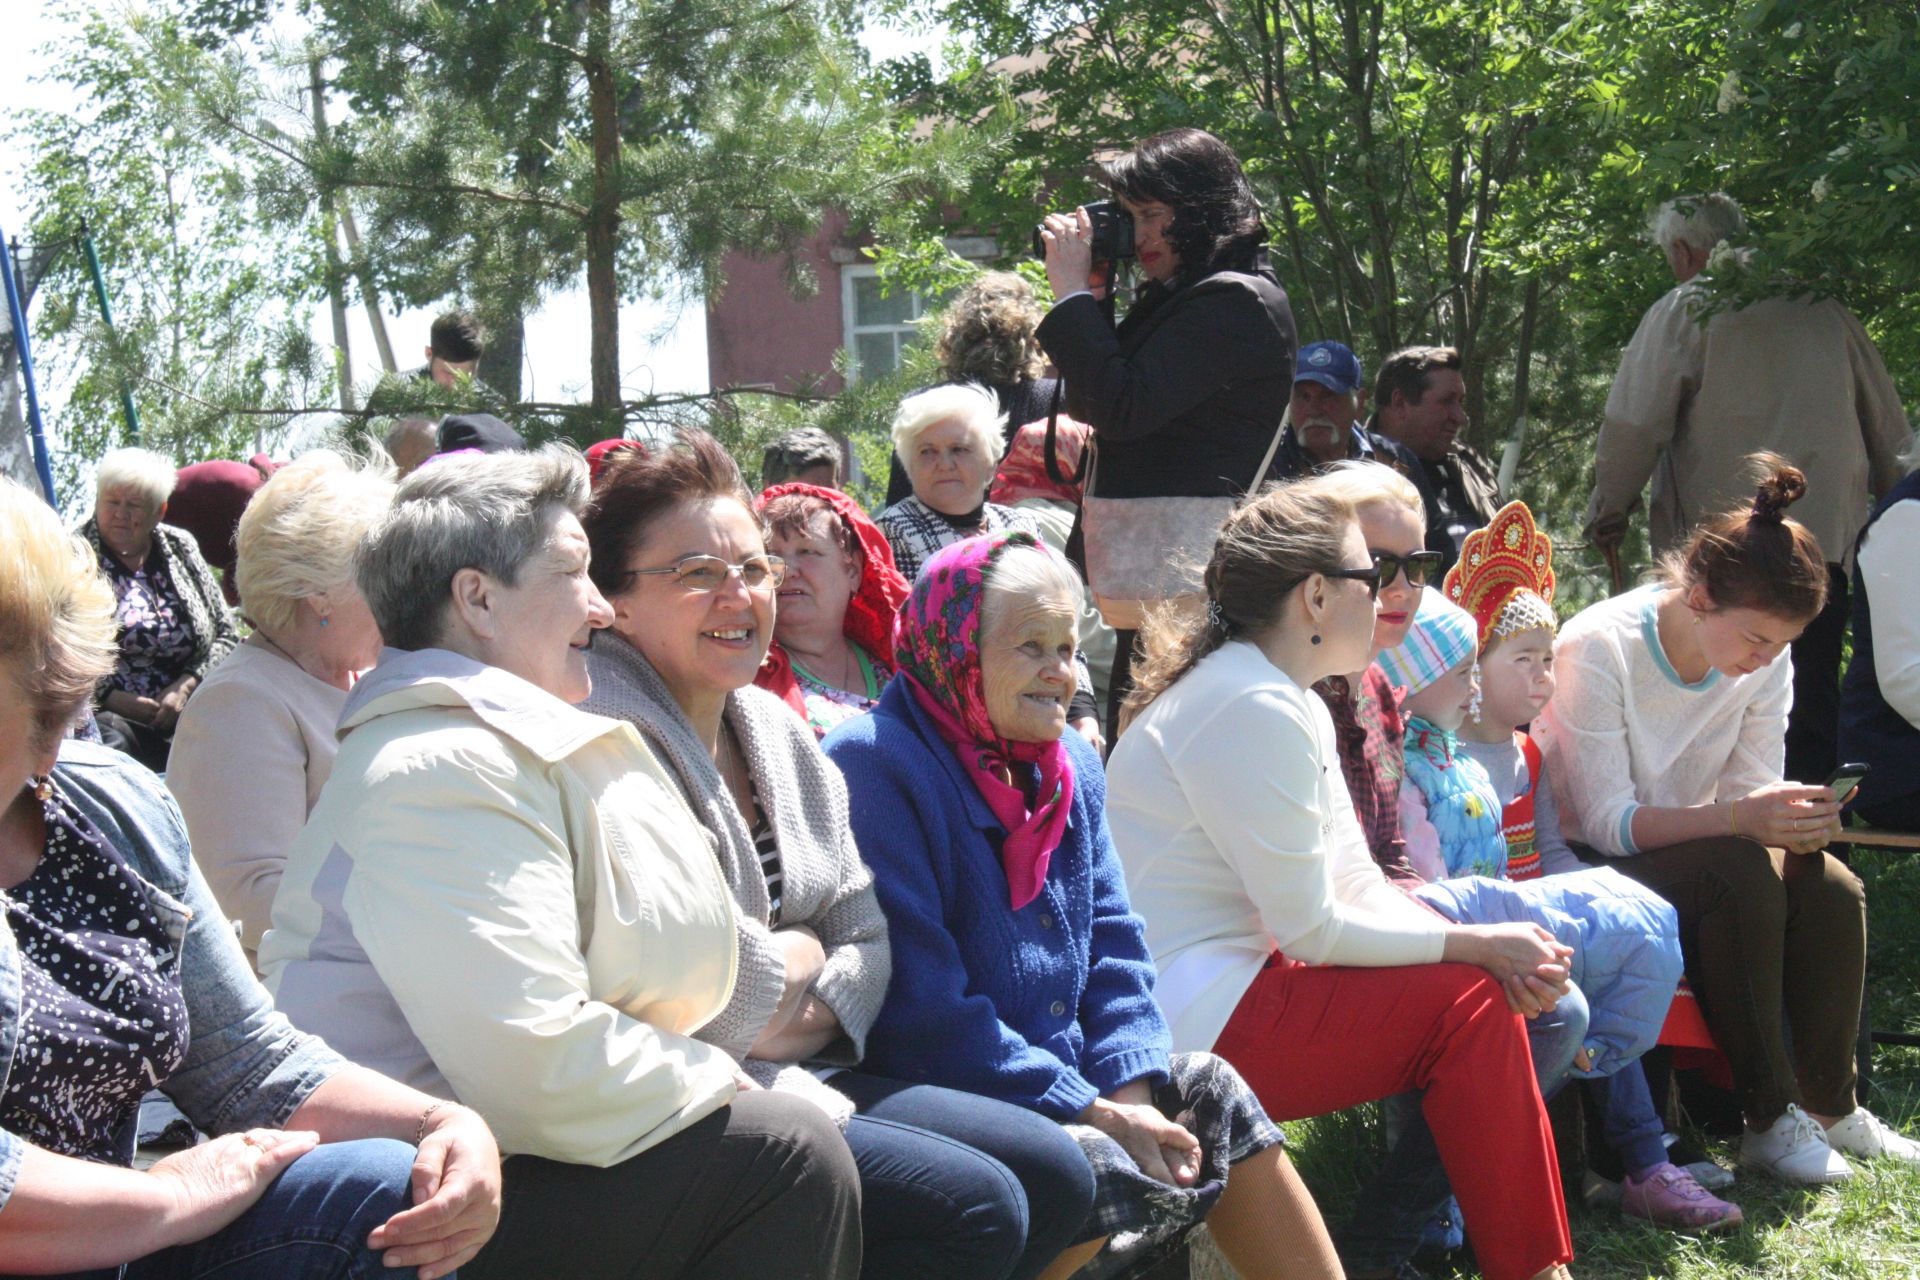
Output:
[1441,501,1743,1232]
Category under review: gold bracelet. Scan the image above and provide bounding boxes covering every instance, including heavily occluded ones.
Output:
[1727,800,1740,838]
[416,1100,451,1144]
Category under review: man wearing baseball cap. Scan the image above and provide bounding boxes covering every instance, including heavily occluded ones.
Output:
[1273,339,1423,483]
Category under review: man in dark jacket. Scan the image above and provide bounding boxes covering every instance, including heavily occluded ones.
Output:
[1369,344,1499,573]
[1273,341,1424,484]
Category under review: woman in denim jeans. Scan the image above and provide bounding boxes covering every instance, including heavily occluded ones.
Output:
[0,475,502,1279]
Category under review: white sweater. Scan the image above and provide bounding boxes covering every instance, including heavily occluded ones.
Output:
[1857,497,1920,727]
[1106,640,1447,1052]
[1534,586,1789,858]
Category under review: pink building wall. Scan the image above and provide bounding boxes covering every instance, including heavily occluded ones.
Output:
[706,211,854,396]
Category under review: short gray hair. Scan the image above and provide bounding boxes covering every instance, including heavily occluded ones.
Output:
[982,537,1086,629]
[891,382,1006,467]
[95,447,178,509]
[357,446,591,651]
[1649,193,1746,254]
[236,450,396,633]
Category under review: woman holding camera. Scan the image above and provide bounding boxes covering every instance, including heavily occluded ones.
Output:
[1036,127,1296,735]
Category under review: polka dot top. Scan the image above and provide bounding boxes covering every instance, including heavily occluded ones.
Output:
[0,784,190,1164]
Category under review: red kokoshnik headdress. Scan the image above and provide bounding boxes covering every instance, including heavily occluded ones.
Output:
[1443,499,1557,649]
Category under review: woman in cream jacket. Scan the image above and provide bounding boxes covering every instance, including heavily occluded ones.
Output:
[261,448,861,1280]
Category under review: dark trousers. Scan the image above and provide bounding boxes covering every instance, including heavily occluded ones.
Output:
[94,710,174,773]
[1107,629,1138,743]
[465,1091,862,1280]
[837,1072,1094,1280]
[1857,789,1920,833]
[1785,565,1850,786]
[1609,837,1865,1127]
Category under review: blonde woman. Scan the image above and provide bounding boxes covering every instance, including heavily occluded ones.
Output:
[167,450,395,960]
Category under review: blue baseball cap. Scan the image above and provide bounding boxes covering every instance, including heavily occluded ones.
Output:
[1294,341,1364,395]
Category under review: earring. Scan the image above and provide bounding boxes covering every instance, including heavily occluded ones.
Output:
[1310,633,1322,646]
[319,615,331,628]
[30,774,52,802]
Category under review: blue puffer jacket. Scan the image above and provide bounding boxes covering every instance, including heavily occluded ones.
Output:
[1413,867,1681,1078]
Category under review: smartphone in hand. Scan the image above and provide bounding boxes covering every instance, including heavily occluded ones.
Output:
[1824,762,1872,807]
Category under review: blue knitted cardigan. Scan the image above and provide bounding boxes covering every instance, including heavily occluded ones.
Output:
[823,679,1172,1121]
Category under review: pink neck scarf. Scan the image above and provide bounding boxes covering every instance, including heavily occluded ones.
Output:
[895,532,1075,910]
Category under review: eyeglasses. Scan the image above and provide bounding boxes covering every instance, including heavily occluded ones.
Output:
[1371,549,1445,590]
[624,554,788,593]
[1322,565,1382,600]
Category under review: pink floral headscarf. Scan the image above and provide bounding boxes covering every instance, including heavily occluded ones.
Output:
[895,531,1075,910]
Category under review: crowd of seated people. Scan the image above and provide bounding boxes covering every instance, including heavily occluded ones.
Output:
[9,124,1920,1280]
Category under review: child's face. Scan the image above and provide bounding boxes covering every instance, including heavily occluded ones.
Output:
[1476,627,1556,731]
[1405,654,1479,733]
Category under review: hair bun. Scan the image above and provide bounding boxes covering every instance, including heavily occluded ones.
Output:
[1749,455,1807,523]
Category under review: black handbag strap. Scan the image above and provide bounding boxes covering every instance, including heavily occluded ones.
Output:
[1042,379,1090,488]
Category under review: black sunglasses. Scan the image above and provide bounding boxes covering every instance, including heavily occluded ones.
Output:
[1371,549,1445,590]
[1321,564,1382,600]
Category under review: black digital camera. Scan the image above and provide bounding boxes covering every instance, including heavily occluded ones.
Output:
[1030,199,1136,262]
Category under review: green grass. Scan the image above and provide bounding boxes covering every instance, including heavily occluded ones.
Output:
[1242,849,1920,1279]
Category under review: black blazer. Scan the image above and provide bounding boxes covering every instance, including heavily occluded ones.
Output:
[1036,267,1296,500]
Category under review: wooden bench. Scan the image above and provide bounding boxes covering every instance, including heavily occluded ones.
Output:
[1830,827,1920,850]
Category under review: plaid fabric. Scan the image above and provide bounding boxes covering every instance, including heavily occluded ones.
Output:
[873,495,1042,584]
[1067,1052,1283,1277]
[1316,667,1423,885]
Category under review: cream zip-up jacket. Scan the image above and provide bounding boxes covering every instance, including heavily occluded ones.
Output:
[1586,285,1911,568]
[261,648,740,1166]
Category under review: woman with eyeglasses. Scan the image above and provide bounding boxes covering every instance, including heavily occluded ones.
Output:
[579,430,1098,1280]
[261,447,863,1279]
[1105,473,1580,1280]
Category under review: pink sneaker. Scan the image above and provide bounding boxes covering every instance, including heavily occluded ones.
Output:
[1620,1162,1744,1232]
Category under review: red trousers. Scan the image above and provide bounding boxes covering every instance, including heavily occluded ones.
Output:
[1214,960,1572,1280]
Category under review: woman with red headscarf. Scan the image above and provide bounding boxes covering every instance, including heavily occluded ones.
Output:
[756,484,912,737]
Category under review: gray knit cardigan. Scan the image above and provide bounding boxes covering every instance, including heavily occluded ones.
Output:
[582,633,892,1070]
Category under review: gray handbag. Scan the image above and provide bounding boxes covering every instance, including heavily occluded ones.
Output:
[1079,423,1287,630]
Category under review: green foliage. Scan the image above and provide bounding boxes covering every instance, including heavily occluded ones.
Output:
[11,6,328,497]
[863,0,1919,587]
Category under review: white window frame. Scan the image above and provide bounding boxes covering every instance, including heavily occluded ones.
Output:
[840,264,928,384]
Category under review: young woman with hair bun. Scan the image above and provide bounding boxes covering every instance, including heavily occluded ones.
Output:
[1536,453,1920,1184]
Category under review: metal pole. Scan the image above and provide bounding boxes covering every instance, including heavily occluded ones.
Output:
[0,225,58,503]
[78,222,144,445]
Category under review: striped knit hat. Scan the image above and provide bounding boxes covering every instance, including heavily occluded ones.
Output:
[1375,587,1480,696]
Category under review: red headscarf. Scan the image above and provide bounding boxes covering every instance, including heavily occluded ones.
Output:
[752,483,911,719]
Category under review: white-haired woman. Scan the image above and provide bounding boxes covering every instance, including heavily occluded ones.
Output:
[82,447,241,770]
[876,384,1102,745]
[261,448,862,1279]
[876,382,1046,583]
[167,450,395,964]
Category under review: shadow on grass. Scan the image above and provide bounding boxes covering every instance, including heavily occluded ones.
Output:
[1272,849,1920,1279]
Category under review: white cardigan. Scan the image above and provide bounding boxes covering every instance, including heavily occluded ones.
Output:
[1533,585,1789,858]
[1106,640,1447,1052]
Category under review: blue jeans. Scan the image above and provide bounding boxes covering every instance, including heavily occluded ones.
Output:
[108,1139,419,1280]
[1587,1058,1669,1177]
[836,1071,1095,1280]
[1337,983,1591,1274]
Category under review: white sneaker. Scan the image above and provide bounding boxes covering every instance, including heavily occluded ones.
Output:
[1822,1108,1920,1166]
[1740,1104,1852,1184]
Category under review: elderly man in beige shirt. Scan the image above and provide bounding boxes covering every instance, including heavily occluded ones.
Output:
[1586,192,1913,785]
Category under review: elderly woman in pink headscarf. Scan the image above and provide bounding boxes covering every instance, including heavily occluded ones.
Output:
[825,531,1341,1280]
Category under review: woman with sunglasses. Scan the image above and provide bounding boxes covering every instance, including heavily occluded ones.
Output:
[579,430,1098,1280]
[1106,473,1580,1280]
[1299,463,1446,885]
